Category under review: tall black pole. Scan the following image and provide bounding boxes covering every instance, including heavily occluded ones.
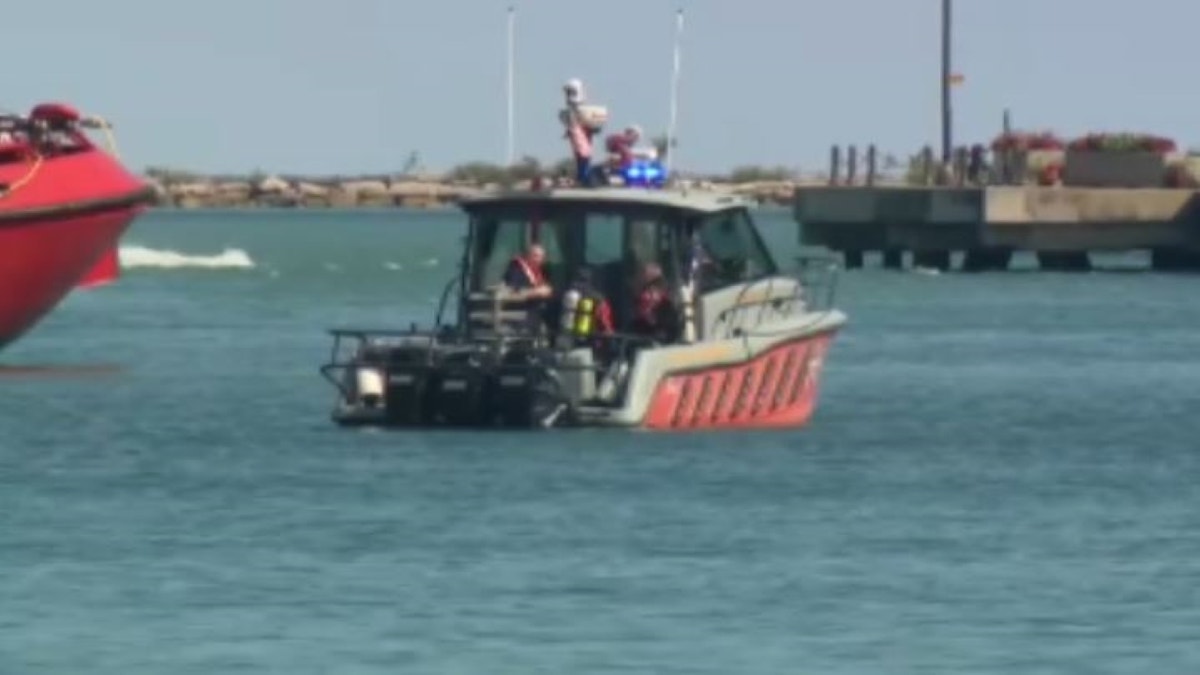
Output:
[940,0,952,164]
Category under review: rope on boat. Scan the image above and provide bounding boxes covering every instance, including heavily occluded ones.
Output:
[0,153,43,200]
[0,113,119,201]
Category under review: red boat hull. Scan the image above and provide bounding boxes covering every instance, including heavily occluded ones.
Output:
[0,138,153,350]
[640,329,837,430]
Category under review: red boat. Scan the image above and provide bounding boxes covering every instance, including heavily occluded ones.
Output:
[0,102,155,351]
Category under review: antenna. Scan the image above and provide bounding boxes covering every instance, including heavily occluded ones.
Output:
[506,5,516,166]
[664,8,684,175]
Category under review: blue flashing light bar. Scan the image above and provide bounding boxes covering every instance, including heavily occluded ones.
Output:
[622,159,667,188]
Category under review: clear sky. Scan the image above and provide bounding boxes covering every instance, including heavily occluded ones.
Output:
[6,0,1192,175]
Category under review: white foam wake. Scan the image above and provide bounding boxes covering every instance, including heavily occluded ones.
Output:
[119,245,256,269]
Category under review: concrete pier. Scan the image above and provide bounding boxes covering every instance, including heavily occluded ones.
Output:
[794,185,1200,272]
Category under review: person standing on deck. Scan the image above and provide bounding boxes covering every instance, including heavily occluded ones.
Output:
[561,79,597,186]
[631,262,679,343]
[605,125,642,172]
[504,243,552,299]
[502,243,554,335]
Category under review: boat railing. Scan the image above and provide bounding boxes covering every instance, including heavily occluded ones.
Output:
[711,252,841,340]
[435,275,545,346]
[433,276,459,328]
[0,106,113,156]
[794,252,841,313]
[318,324,654,404]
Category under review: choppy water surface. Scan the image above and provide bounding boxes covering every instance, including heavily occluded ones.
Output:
[2,208,1198,673]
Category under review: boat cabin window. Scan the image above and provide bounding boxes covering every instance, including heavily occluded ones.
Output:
[468,211,570,290]
[693,208,777,290]
[466,202,686,323]
[584,213,624,266]
[627,218,664,272]
[582,211,674,271]
[580,208,680,327]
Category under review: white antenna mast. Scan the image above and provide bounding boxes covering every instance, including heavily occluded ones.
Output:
[506,5,516,166]
[664,8,684,175]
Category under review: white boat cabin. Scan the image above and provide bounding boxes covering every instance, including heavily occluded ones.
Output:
[455,187,795,343]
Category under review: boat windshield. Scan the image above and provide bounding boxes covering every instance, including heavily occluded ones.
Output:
[465,201,684,324]
[467,208,573,291]
[465,202,779,296]
[689,208,778,291]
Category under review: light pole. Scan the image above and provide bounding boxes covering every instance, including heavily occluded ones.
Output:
[506,5,515,167]
[940,0,952,164]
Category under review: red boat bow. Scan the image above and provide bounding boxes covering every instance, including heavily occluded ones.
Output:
[0,102,153,349]
[77,247,120,289]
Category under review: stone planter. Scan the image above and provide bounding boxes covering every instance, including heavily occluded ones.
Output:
[1063,150,1166,187]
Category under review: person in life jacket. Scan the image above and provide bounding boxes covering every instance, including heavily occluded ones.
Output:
[631,261,679,343]
[503,243,552,299]
[502,243,554,333]
[605,125,642,172]
[559,266,614,348]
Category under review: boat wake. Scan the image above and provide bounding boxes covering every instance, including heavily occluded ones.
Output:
[119,245,256,270]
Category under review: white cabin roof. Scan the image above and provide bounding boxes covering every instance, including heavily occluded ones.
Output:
[458,186,754,214]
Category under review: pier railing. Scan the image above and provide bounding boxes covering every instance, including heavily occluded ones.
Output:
[826,143,997,188]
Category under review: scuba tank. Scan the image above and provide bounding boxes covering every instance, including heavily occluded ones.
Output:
[558,287,581,348]
[574,296,595,337]
[560,288,581,334]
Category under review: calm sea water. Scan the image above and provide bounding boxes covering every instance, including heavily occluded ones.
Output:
[2,207,1199,673]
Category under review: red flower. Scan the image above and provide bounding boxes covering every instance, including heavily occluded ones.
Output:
[1068,132,1177,154]
[991,130,1064,152]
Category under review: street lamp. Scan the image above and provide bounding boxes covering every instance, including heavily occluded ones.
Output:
[941,0,952,164]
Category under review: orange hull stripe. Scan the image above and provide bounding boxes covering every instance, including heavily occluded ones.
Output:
[641,332,835,430]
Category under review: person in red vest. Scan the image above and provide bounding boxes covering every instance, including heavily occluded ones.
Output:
[605,125,642,172]
[503,243,553,299]
[501,243,555,335]
[631,261,678,342]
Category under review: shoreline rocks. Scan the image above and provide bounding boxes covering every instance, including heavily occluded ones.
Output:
[142,173,831,209]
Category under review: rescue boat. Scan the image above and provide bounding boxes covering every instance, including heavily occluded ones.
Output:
[0,102,155,351]
[319,175,848,430]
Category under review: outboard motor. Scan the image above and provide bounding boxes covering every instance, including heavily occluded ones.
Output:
[427,352,490,426]
[486,348,572,427]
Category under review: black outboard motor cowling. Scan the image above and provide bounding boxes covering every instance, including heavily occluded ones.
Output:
[384,366,433,425]
[342,336,574,428]
[427,362,490,426]
[485,349,571,427]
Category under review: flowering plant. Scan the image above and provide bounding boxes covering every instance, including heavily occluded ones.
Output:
[1037,162,1063,186]
[990,131,1064,152]
[1067,132,1177,153]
